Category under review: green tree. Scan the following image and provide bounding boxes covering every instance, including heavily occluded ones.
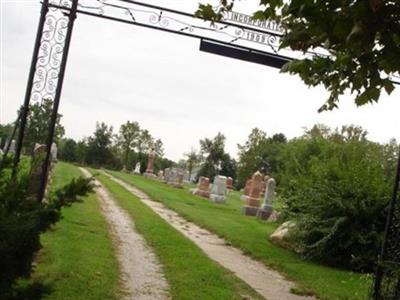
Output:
[0,123,13,149]
[154,139,165,157]
[137,129,153,159]
[117,121,140,167]
[184,149,201,180]
[237,128,287,188]
[198,132,236,180]
[196,1,400,111]
[277,126,398,271]
[85,122,114,167]
[59,138,78,162]
[76,139,88,165]
[23,99,65,153]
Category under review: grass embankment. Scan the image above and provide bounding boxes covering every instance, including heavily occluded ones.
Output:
[91,169,263,300]
[108,170,371,300]
[18,162,120,300]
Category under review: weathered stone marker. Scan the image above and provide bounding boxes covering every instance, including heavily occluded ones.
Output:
[9,139,16,154]
[171,171,184,188]
[144,149,157,178]
[257,177,276,220]
[242,171,263,216]
[209,175,227,203]
[226,177,234,190]
[163,168,171,183]
[240,178,253,201]
[50,142,58,162]
[29,143,47,198]
[133,162,141,174]
[193,176,210,198]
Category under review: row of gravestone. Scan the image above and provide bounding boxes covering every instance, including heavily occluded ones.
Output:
[241,171,276,220]
[131,150,276,219]
[0,139,58,162]
[191,175,234,204]
[190,171,276,221]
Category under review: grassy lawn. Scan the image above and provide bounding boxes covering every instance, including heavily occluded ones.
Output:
[17,162,120,300]
[108,170,371,300]
[91,169,263,300]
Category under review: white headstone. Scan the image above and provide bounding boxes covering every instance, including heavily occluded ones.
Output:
[9,139,16,154]
[134,162,141,174]
[257,178,276,220]
[209,175,227,204]
[50,142,58,162]
[262,178,276,209]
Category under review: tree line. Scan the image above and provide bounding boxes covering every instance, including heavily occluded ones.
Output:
[2,100,399,272]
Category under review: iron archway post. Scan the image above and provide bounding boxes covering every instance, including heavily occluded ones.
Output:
[11,0,50,178]
[37,0,79,202]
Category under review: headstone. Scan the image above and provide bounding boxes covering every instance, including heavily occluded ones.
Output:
[270,221,297,251]
[163,168,171,183]
[209,175,227,204]
[240,178,253,201]
[144,148,156,178]
[183,170,190,183]
[28,144,47,197]
[9,139,16,154]
[122,165,128,172]
[257,178,276,220]
[157,170,164,181]
[226,177,234,190]
[171,171,184,188]
[166,168,176,185]
[133,162,141,174]
[192,176,210,198]
[242,171,263,216]
[261,175,270,196]
[50,142,58,162]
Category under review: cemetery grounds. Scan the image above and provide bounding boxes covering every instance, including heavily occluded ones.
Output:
[16,161,374,300]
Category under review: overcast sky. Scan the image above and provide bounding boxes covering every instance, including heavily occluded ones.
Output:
[1,0,399,161]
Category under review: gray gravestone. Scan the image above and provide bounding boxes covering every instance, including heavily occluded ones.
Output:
[133,162,141,174]
[50,142,58,162]
[209,175,227,204]
[257,178,276,220]
[9,139,16,154]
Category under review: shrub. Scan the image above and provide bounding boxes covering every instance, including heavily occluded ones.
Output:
[0,158,93,296]
[279,137,397,272]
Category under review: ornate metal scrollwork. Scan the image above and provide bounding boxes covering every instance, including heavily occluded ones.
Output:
[70,0,284,55]
[30,1,72,103]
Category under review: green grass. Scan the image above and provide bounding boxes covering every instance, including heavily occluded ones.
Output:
[108,170,372,300]
[18,162,120,300]
[91,169,263,300]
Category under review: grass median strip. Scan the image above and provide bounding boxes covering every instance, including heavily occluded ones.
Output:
[17,162,120,300]
[91,169,263,300]
[108,170,371,300]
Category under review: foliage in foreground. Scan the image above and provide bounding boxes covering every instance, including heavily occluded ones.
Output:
[0,159,93,296]
[196,0,400,111]
[278,128,398,272]
[236,125,398,272]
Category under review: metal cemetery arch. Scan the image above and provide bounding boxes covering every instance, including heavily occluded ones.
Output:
[9,0,400,298]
